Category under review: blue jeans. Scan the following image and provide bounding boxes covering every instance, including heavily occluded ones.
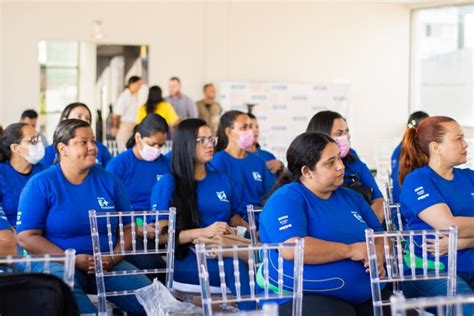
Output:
[32,259,151,316]
[402,273,474,315]
[174,251,257,310]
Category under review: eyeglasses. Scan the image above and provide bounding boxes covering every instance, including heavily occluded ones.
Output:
[196,136,218,147]
[21,135,40,146]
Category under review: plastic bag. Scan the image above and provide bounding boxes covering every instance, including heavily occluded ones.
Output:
[135,279,202,316]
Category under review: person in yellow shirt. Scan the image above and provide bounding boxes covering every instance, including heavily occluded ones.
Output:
[136,85,180,128]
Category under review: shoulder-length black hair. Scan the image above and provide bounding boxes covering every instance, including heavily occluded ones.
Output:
[170,118,208,258]
[126,113,169,149]
[306,110,355,163]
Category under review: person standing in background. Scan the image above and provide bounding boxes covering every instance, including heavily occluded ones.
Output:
[166,77,198,120]
[196,83,222,135]
[113,76,142,152]
[20,109,48,147]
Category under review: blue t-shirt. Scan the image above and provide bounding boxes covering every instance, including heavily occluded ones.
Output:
[0,162,44,226]
[16,164,132,255]
[211,151,273,216]
[344,149,383,201]
[40,142,112,168]
[260,182,384,304]
[150,167,238,227]
[255,148,276,162]
[255,148,278,184]
[106,149,170,211]
[0,210,11,231]
[400,166,474,272]
[390,143,402,203]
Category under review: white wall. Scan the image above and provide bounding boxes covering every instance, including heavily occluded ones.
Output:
[0,1,411,167]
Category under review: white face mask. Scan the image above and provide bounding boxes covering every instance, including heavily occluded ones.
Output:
[139,143,161,161]
[21,143,45,165]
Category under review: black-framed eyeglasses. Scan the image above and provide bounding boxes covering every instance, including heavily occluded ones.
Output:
[21,135,40,146]
[196,136,218,147]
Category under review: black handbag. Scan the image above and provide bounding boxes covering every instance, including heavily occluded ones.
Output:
[0,272,79,316]
[344,174,373,204]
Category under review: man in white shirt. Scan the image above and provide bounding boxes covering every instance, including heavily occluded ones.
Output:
[113,76,142,152]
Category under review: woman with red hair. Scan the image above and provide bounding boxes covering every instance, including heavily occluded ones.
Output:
[399,116,473,307]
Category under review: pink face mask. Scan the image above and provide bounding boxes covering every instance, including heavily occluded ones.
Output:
[139,143,161,161]
[236,129,254,150]
[334,135,350,158]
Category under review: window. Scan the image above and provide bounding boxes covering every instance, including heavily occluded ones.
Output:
[39,41,79,141]
[410,4,473,127]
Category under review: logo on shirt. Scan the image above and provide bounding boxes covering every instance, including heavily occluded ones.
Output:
[278,215,292,231]
[414,186,430,201]
[216,191,229,203]
[97,197,114,210]
[156,174,163,181]
[351,211,366,224]
[252,172,262,182]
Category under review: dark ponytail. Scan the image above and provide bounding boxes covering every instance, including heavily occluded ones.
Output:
[399,116,455,185]
[126,113,169,149]
[0,123,28,162]
[215,110,246,152]
[145,86,165,115]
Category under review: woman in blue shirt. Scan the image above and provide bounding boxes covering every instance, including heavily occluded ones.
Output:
[213,110,273,220]
[390,111,429,203]
[247,113,284,185]
[107,113,170,280]
[398,116,474,305]
[151,118,254,310]
[306,111,384,223]
[0,123,44,226]
[260,132,388,316]
[40,102,112,168]
[16,119,150,315]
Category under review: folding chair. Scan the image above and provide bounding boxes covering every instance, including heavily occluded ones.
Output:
[0,248,76,287]
[246,205,262,246]
[365,226,458,316]
[383,201,404,232]
[390,293,474,316]
[89,208,176,316]
[196,239,304,316]
[106,140,120,157]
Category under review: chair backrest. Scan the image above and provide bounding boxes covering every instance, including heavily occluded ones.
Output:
[105,140,120,157]
[0,249,76,288]
[246,205,262,246]
[365,226,458,316]
[89,208,176,316]
[384,181,394,205]
[383,202,404,232]
[390,293,474,316]
[196,239,304,316]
